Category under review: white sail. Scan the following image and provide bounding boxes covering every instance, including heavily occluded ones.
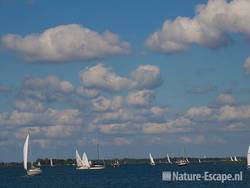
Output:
[82,152,90,168]
[247,145,250,167]
[23,133,29,170]
[167,153,171,163]
[230,156,234,161]
[234,156,238,162]
[149,153,155,165]
[38,162,41,167]
[75,149,83,167]
[198,159,201,163]
[50,158,53,166]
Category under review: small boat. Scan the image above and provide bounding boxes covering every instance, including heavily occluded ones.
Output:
[176,159,189,166]
[23,131,42,176]
[76,149,89,170]
[75,148,105,170]
[198,159,201,163]
[167,153,172,164]
[176,148,189,167]
[247,145,250,169]
[50,158,54,167]
[37,162,41,167]
[111,160,120,168]
[149,153,155,166]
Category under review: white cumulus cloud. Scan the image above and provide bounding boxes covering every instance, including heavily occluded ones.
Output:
[146,0,250,53]
[1,24,131,62]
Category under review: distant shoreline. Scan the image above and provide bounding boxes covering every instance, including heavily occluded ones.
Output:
[0,157,247,167]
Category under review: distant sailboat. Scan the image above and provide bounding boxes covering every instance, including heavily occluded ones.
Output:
[76,149,88,169]
[50,158,54,167]
[38,162,41,167]
[230,156,234,162]
[91,144,105,169]
[23,131,42,176]
[198,159,201,163]
[247,145,250,169]
[166,153,172,164]
[149,153,155,166]
[75,149,105,170]
[176,148,189,166]
[234,156,238,162]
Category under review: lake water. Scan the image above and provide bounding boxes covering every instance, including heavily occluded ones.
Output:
[0,163,249,188]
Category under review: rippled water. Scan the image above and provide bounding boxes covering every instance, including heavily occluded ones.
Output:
[0,163,249,188]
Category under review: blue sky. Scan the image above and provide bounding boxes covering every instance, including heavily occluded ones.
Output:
[0,0,250,161]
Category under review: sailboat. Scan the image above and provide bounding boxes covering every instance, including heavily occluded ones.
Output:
[90,144,105,169]
[75,149,105,170]
[230,156,234,162]
[247,145,250,169]
[198,159,201,163]
[38,162,41,167]
[149,153,155,166]
[176,148,189,166]
[76,149,88,170]
[234,156,238,162]
[50,158,54,167]
[166,153,172,164]
[23,131,42,176]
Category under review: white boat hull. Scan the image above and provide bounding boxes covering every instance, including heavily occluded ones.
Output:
[90,165,105,170]
[76,165,105,170]
[27,168,42,176]
[76,166,89,170]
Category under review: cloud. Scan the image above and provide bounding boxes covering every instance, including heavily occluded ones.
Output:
[15,98,45,112]
[218,105,250,121]
[143,117,192,134]
[188,84,216,94]
[131,65,162,90]
[0,108,83,127]
[0,85,10,93]
[146,0,250,53]
[76,86,99,98]
[21,75,74,101]
[1,24,131,62]
[79,64,162,92]
[244,57,250,74]
[216,94,235,105]
[185,106,212,118]
[79,64,131,92]
[127,90,154,107]
[178,135,225,145]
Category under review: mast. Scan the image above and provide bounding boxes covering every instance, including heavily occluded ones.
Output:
[97,144,100,161]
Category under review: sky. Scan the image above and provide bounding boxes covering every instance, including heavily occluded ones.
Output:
[0,0,250,162]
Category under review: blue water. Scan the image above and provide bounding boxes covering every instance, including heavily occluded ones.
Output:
[0,163,249,188]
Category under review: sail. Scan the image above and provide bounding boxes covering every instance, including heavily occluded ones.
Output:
[82,152,90,168]
[167,153,171,163]
[50,158,53,166]
[149,153,155,165]
[75,149,83,167]
[23,133,29,170]
[230,156,234,161]
[38,162,41,166]
[198,159,201,163]
[234,156,238,162]
[247,146,250,167]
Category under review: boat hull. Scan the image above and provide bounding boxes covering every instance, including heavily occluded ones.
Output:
[90,165,105,170]
[27,168,42,176]
[76,165,105,170]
